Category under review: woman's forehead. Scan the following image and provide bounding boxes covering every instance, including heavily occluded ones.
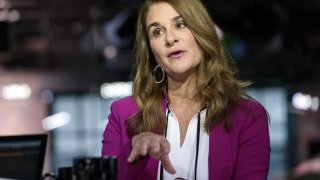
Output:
[146,2,180,25]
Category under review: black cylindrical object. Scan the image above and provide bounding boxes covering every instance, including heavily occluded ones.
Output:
[73,157,101,180]
[100,156,118,180]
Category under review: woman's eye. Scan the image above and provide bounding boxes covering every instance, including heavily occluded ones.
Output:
[176,22,186,29]
[152,28,164,37]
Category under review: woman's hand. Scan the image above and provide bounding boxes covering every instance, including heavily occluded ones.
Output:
[127,132,176,174]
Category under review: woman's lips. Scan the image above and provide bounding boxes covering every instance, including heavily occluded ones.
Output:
[168,50,185,58]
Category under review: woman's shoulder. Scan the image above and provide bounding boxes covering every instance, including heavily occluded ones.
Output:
[112,96,136,105]
[229,97,269,137]
[231,97,268,124]
[110,96,140,113]
[234,98,266,114]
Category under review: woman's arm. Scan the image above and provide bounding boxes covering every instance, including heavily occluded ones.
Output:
[232,102,271,180]
[101,99,162,180]
[102,102,123,156]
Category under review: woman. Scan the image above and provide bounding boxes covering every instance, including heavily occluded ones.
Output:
[102,0,270,179]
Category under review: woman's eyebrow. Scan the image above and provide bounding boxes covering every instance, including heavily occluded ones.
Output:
[172,15,182,22]
[147,16,182,32]
[147,22,160,32]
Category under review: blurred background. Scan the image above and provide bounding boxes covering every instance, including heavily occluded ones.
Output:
[0,0,319,179]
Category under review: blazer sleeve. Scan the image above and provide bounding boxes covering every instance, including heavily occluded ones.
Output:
[232,102,271,180]
[102,101,127,156]
[101,100,157,180]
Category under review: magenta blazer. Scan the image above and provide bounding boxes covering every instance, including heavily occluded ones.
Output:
[102,96,270,180]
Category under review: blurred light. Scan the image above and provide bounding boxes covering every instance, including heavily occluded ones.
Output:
[0,0,6,9]
[41,90,54,104]
[0,9,9,21]
[8,9,20,22]
[103,45,117,59]
[100,82,132,99]
[310,97,319,112]
[215,24,224,40]
[232,39,247,59]
[102,8,130,47]
[42,112,71,131]
[0,0,9,9]
[2,83,31,100]
[0,9,19,22]
[292,93,312,111]
[292,92,319,111]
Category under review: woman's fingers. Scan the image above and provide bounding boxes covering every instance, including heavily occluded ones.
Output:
[159,138,170,154]
[127,132,175,175]
[160,154,176,174]
[127,149,138,163]
[149,139,161,155]
[127,135,149,163]
[159,139,176,174]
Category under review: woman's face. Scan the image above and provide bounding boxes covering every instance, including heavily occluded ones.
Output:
[146,2,202,81]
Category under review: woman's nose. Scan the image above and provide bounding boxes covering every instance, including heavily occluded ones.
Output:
[165,29,178,47]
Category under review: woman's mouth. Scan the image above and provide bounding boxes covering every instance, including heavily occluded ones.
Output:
[168,50,185,58]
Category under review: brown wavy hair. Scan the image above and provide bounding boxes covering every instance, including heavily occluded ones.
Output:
[127,0,250,137]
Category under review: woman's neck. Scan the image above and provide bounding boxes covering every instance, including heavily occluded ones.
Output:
[167,74,199,102]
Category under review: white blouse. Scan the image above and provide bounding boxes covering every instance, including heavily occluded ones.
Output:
[157,108,209,180]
